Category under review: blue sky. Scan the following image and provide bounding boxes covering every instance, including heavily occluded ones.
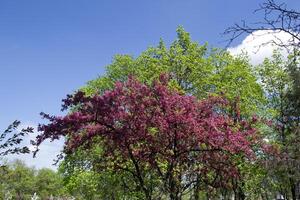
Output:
[1,0,299,169]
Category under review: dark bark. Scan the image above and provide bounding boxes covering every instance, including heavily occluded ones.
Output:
[127,145,152,200]
[236,185,246,200]
[291,180,300,200]
[193,178,201,200]
[296,181,300,200]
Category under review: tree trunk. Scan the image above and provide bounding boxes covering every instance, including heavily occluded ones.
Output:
[291,181,300,200]
[237,186,246,200]
[296,181,300,200]
[169,192,181,200]
[232,179,245,200]
[193,177,201,200]
[168,178,181,200]
[290,179,296,200]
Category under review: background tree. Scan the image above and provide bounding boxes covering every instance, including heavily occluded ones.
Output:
[225,1,300,198]
[83,27,264,117]
[5,160,36,200]
[223,48,300,200]
[0,159,70,200]
[251,51,300,200]
[35,168,66,199]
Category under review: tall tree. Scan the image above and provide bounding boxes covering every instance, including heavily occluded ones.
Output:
[82,27,264,117]
[225,1,300,198]
[55,27,265,199]
[255,51,300,200]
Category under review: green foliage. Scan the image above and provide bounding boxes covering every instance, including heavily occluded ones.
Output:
[257,51,291,119]
[252,50,300,199]
[3,160,36,199]
[82,26,264,117]
[0,160,68,200]
[35,168,66,199]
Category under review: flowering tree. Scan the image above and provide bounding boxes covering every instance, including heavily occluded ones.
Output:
[36,76,260,200]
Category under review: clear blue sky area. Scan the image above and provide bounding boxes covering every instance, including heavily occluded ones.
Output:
[0,0,299,153]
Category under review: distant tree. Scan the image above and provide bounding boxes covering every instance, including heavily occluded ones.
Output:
[35,75,264,200]
[0,160,69,200]
[4,160,36,200]
[35,168,66,199]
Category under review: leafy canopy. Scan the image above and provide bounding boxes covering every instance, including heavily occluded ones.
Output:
[82,27,264,117]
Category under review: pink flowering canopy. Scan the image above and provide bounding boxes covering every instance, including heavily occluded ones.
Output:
[36,75,259,197]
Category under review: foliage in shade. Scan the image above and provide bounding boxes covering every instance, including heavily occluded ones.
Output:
[36,75,262,199]
[0,120,33,157]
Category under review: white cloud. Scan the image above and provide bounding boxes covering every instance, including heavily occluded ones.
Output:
[5,122,64,170]
[227,30,296,65]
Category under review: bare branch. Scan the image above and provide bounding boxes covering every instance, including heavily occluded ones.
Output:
[224,0,300,49]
